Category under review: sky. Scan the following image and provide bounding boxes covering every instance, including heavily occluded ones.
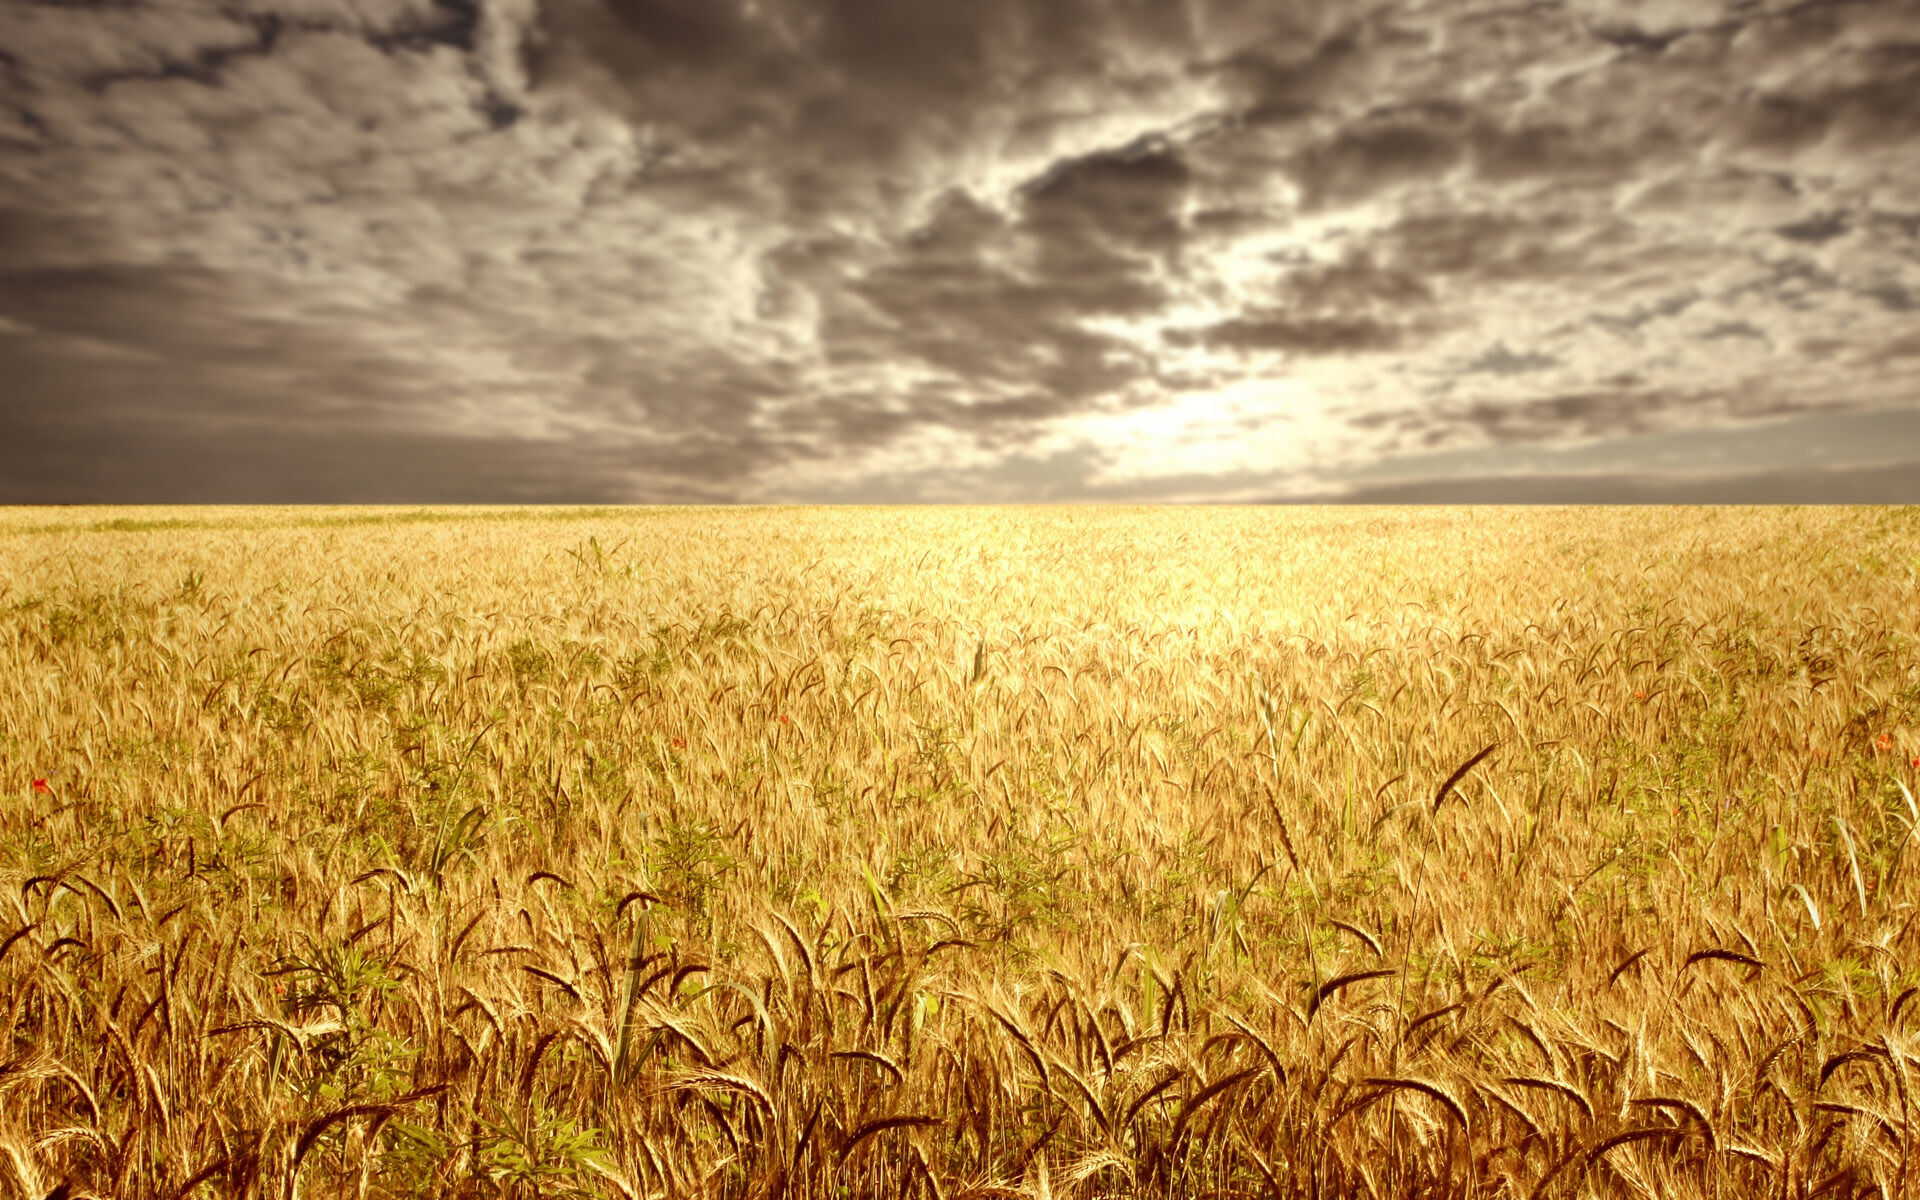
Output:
[2,0,1918,503]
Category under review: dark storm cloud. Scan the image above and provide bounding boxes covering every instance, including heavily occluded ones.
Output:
[1168,312,1407,355]
[1208,21,1366,130]
[0,330,750,502]
[1274,250,1435,311]
[0,207,124,272]
[820,175,1174,444]
[3,411,660,505]
[1021,141,1193,252]
[0,261,455,429]
[0,259,779,498]
[1776,211,1850,243]
[1727,19,1920,154]
[0,263,334,370]
[1864,284,1916,313]
[1287,102,1469,210]
[1376,209,1603,285]
[2,0,1919,500]
[534,0,1208,215]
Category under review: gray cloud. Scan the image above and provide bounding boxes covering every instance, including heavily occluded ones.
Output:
[1168,312,1409,355]
[1021,140,1193,254]
[1288,101,1470,210]
[1460,344,1560,376]
[1274,250,1435,311]
[2,0,1918,500]
[843,192,1152,401]
[0,328,747,503]
[1290,460,1920,505]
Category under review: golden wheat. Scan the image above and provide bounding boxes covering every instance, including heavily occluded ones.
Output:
[1,504,1917,1199]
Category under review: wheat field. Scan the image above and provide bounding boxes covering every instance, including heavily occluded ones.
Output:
[3,505,1919,1199]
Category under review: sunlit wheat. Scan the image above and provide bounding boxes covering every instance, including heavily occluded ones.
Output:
[1,504,1917,1198]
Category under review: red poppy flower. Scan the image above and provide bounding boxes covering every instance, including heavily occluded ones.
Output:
[1634,690,1647,700]
[1877,733,1895,751]
[30,778,50,794]
[779,714,791,726]
[671,736,686,749]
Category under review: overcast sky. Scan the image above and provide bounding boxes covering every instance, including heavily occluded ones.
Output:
[2,0,1917,502]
